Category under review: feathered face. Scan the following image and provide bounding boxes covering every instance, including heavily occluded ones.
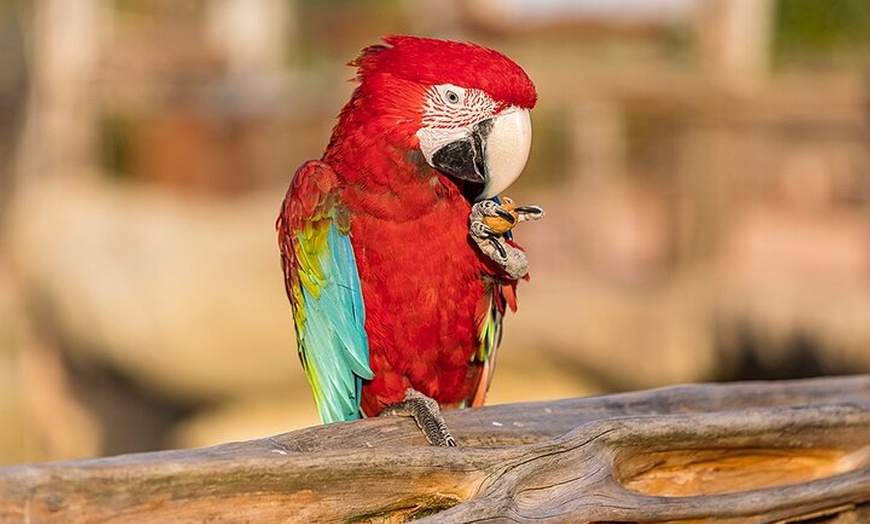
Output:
[346,36,537,201]
[416,82,532,200]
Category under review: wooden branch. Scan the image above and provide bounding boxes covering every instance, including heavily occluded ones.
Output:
[2,376,868,523]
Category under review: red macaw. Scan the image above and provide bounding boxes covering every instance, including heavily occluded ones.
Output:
[277,35,542,445]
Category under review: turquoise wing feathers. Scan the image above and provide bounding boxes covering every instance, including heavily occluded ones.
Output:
[277,160,373,423]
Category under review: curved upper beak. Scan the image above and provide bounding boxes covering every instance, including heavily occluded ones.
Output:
[427,107,532,200]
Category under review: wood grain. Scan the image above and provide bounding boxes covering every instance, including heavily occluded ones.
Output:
[1,375,868,523]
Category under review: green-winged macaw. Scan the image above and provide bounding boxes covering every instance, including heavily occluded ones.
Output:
[277,35,543,445]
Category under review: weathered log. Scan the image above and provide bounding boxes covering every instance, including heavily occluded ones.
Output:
[1,375,868,523]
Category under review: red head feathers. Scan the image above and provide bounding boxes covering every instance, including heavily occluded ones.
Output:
[351,35,537,110]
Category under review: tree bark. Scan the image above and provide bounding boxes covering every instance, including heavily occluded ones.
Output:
[1,375,868,523]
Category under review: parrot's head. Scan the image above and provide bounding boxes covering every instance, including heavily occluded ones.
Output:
[344,35,537,201]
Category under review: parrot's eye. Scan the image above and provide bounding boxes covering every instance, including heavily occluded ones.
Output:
[435,84,466,107]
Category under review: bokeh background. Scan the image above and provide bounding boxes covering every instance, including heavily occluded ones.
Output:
[0,0,868,465]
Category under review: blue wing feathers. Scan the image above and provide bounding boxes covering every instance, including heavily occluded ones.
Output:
[297,222,372,422]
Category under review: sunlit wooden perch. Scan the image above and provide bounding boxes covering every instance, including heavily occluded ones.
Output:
[1,375,868,523]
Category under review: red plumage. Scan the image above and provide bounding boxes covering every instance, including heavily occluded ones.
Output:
[351,36,537,110]
[281,36,536,417]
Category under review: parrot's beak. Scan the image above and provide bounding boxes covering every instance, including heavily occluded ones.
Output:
[424,107,532,201]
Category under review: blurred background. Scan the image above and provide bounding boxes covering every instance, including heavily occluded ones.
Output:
[0,0,868,465]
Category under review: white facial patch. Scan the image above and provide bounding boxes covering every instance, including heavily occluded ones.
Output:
[415,84,532,199]
[416,126,469,166]
[416,83,497,164]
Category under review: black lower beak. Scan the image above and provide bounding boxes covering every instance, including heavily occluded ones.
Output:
[430,119,493,184]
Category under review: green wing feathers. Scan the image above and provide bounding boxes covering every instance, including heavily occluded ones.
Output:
[471,280,517,406]
[277,161,373,423]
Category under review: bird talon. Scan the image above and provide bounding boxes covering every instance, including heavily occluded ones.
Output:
[495,208,517,224]
[490,237,508,260]
[468,197,540,278]
[471,199,501,217]
[513,205,545,221]
[470,221,500,240]
[473,197,544,236]
[382,389,457,447]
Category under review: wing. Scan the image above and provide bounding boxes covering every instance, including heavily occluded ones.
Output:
[276,160,373,423]
[470,279,519,406]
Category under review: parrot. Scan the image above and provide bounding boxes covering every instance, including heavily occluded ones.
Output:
[276,35,543,446]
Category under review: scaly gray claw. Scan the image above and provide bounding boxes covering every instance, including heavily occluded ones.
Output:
[514,205,545,221]
[469,199,531,279]
[381,388,457,447]
[490,237,508,260]
[470,221,501,240]
[473,199,502,218]
[495,208,517,224]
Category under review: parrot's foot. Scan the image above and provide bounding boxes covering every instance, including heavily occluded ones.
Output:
[381,388,457,447]
[469,198,545,280]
